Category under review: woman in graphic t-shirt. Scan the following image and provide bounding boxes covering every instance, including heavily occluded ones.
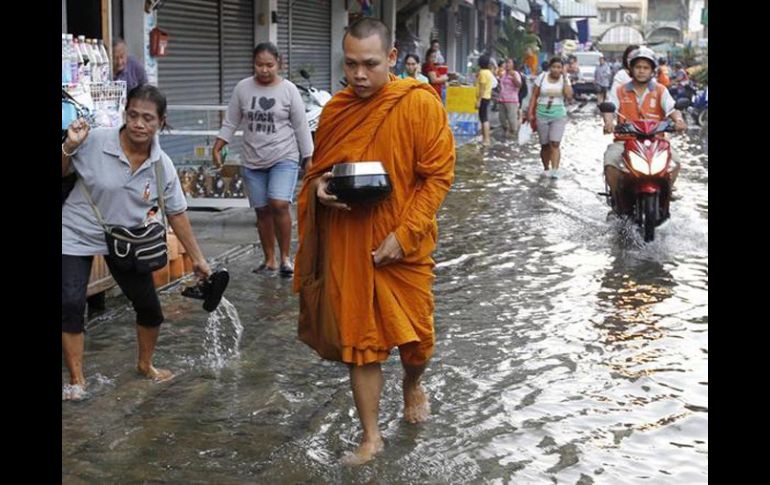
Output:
[213,43,314,277]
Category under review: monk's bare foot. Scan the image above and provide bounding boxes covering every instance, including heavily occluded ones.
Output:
[137,365,175,383]
[403,382,430,423]
[341,437,384,466]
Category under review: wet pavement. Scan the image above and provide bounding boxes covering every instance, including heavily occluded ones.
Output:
[63,103,708,484]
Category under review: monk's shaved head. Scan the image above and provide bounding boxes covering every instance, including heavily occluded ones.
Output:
[342,17,397,99]
[343,17,392,53]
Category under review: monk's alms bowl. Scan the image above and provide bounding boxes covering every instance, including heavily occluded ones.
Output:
[326,161,393,204]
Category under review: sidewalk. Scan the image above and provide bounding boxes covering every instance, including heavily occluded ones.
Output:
[187,207,261,262]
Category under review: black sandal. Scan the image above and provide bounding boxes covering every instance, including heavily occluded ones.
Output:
[252,263,277,274]
[279,261,294,277]
[181,268,230,312]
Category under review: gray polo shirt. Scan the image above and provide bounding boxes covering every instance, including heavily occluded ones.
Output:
[62,128,188,256]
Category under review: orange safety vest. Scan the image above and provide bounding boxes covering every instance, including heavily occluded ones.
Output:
[616,82,668,121]
[657,66,670,87]
[614,82,669,140]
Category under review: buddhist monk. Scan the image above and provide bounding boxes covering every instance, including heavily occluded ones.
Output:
[293,17,456,465]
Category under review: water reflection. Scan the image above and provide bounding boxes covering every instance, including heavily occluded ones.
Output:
[595,252,676,348]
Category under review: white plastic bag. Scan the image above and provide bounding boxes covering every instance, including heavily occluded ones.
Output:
[518,121,533,145]
[67,84,95,113]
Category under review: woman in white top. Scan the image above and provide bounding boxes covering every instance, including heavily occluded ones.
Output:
[527,57,573,178]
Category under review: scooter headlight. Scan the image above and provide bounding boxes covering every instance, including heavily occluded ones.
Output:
[649,151,669,175]
[627,151,650,175]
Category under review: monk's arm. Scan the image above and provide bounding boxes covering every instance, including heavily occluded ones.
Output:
[393,93,456,256]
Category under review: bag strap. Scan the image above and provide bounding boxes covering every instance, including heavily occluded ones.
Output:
[62,89,91,119]
[79,177,109,231]
[154,160,168,227]
[62,88,84,108]
[79,157,168,231]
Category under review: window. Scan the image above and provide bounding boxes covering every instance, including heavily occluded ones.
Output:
[621,9,640,23]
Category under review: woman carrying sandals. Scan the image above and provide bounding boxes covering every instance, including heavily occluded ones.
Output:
[526,57,573,179]
[61,85,211,400]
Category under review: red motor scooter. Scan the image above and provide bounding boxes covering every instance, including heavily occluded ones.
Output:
[598,99,690,242]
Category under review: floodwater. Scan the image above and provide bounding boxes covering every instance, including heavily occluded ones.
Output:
[63,105,707,484]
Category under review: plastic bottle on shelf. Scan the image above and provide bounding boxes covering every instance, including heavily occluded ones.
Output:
[67,34,79,84]
[87,40,97,83]
[90,39,103,83]
[98,39,112,82]
[62,33,71,84]
[77,35,91,84]
[72,37,83,83]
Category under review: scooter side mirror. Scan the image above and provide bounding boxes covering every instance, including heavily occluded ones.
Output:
[300,69,311,80]
[674,98,691,111]
[598,102,616,113]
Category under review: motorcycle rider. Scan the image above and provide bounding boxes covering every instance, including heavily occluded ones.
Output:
[670,61,690,98]
[656,58,671,87]
[602,47,687,200]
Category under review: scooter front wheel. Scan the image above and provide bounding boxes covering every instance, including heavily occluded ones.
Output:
[697,108,708,127]
[642,193,659,242]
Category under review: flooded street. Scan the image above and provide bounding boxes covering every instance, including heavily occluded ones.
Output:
[63,105,708,483]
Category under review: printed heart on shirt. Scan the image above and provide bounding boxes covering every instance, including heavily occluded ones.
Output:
[259,97,276,111]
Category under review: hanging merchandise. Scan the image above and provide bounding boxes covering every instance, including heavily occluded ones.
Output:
[63,32,126,130]
[90,82,127,128]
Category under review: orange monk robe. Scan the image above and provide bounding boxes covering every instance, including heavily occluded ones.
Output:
[294,75,456,366]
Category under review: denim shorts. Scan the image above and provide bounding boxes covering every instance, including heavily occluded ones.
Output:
[241,160,299,208]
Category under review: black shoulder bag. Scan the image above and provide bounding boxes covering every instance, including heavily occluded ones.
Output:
[79,162,169,274]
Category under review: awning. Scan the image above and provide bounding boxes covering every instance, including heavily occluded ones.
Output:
[554,0,598,19]
[500,0,531,15]
[511,9,527,22]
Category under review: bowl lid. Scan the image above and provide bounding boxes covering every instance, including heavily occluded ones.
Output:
[331,161,387,177]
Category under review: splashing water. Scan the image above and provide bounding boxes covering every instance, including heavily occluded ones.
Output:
[201,297,243,371]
